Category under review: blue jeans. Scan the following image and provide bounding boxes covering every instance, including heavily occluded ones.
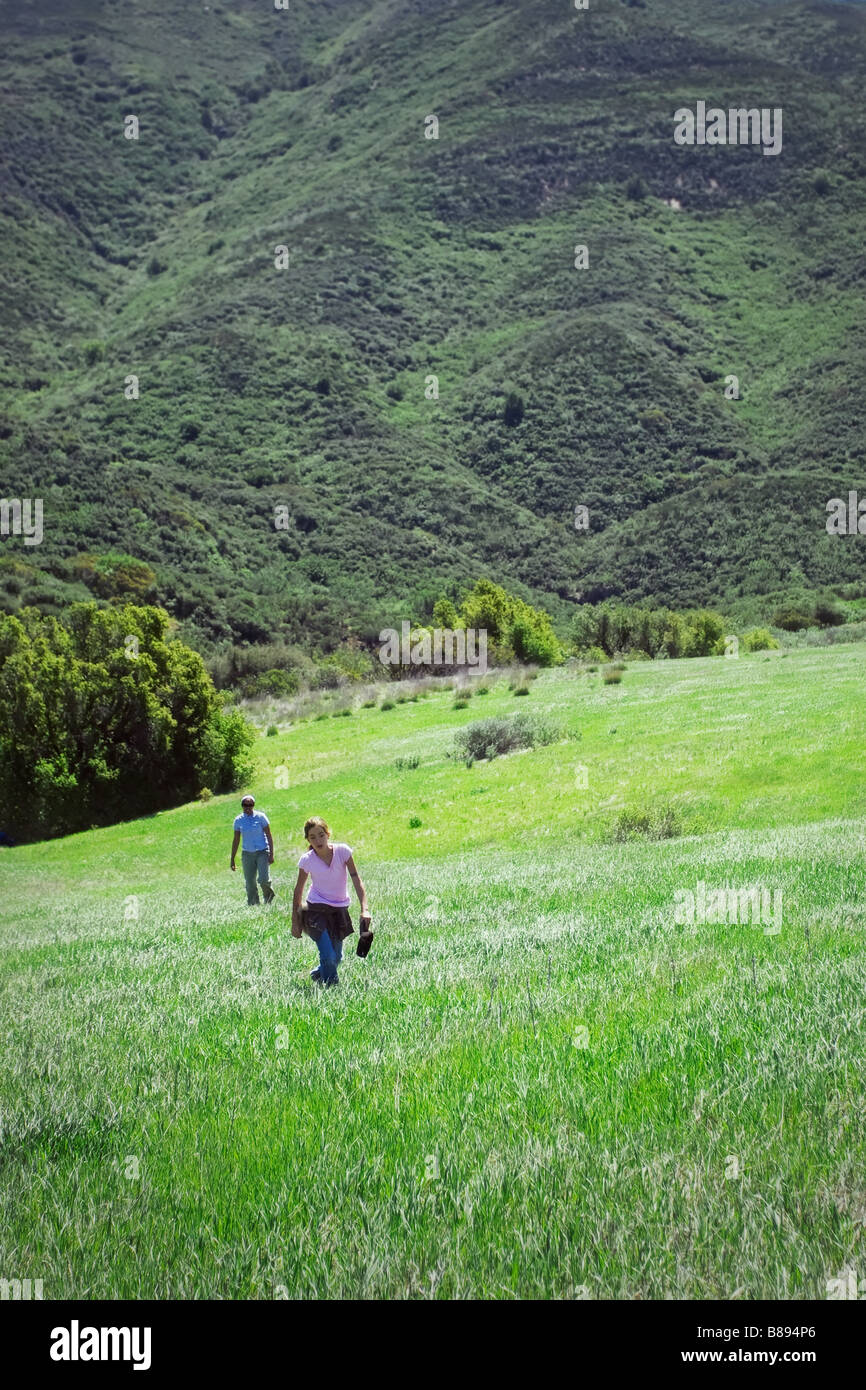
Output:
[314,928,343,986]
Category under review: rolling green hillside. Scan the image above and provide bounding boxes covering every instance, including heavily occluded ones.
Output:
[1,646,864,1297]
[1,0,865,660]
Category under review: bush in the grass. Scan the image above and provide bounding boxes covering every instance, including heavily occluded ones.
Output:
[611,804,683,841]
[772,605,813,632]
[381,699,395,710]
[602,667,623,684]
[684,610,727,657]
[241,667,300,700]
[266,724,278,736]
[197,787,213,802]
[513,682,530,696]
[395,755,420,769]
[362,698,377,708]
[454,713,560,763]
[409,816,422,828]
[312,662,342,691]
[742,627,779,652]
[814,601,845,628]
[453,697,470,708]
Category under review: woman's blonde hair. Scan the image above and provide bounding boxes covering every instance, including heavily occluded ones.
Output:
[304,816,331,842]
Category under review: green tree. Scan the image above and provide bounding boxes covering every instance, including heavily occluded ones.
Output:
[458,579,562,666]
[683,609,728,656]
[0,604,254,842]
[570,605,600,654]
[459,579,516,645]
[509,610,562,665]
[432,595,461,628]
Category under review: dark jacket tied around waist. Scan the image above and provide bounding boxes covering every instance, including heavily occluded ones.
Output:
[301,902,355,943]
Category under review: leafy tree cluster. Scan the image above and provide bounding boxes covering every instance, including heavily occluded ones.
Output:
[570,602,732,659]
[0,604,254,843]
[408,578,563,671]
[460,580,563,666]
[772,601,845,632]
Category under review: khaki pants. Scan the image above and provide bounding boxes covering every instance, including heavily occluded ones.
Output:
[242,849,274,905]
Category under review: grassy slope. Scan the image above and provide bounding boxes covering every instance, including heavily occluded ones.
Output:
[1,644,864,1297]
[1,0,866,651]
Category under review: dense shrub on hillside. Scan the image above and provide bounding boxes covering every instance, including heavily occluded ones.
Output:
[813,602,845,628]
[316,639,378,684]
[509,611,562,666]
[432,595,460,628]
[741,628,779,652]
[683,609,727,657]
[400,579,562,674]
[611,804,683,841]
[772,605,814,632]
[240,668,300,699]
[0,604,254,843]
[71,553,158,602]
[570,602,730,659]
[458,579,563,666]
[206,641,316,691]
[454,712,561,763]
[208,636,376,696]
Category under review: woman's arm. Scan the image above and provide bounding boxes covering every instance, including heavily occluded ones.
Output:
[346,855,370,921]
[292,869,308,933]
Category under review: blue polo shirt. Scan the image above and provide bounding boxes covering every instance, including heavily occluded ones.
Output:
[233,810,270,852]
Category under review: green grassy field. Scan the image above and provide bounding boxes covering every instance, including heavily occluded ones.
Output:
[1,644,865,1298]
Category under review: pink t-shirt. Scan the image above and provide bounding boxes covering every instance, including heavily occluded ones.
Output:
[300,842,353,907]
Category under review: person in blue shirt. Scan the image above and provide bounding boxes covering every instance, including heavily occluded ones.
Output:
[230,795,276,905]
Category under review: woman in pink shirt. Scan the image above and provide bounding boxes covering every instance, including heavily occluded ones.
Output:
[291,816,372,987]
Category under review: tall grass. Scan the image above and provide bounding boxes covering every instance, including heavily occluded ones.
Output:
[1,646,865,1297]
